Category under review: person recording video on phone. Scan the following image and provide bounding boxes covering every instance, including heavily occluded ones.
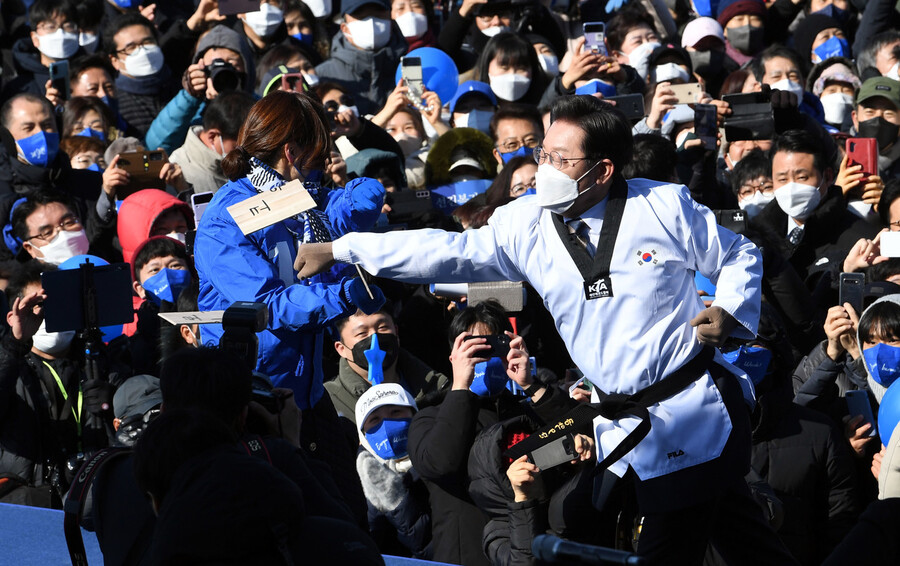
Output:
[293,94,800,563]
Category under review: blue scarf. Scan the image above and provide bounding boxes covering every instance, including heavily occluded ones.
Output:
[115,65,172,96]
[246,156,334,244]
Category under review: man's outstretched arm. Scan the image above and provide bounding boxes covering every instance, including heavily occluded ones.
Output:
[295,227,524,284]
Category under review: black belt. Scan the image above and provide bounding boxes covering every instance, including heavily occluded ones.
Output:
[505,346,716,475]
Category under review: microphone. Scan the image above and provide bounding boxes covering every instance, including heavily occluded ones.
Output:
[532,534,644,565]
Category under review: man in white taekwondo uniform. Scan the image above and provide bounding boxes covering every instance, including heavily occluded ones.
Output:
[295,96,797,563]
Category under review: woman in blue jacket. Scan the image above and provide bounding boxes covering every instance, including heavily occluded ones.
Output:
[194,91,386,410]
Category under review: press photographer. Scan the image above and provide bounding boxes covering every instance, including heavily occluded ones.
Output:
[0,261,117,508]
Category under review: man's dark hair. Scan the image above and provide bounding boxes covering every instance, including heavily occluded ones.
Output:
[549,95,634,173]
[730,148,771,196]
[68,54,116,84]
[203,91,256,140]
[5,260,54,304]
[1,93,54,130]
[447,300,513,346]
[74,0,104,31]
[133,408,237,505]
[859,300,900,345]
[333,301,395,337]
[159,347,253,428]
[622,134,676,182]
[11,191,75,244]
[606,6,657,53]
[878,178,900,228]
[29,0,78,28]
[771,129,826,177]
[868,259,900,284]
[104,12,157,57]
[489,103,543,144]
[752,45,806,84]
[132,237,190,280]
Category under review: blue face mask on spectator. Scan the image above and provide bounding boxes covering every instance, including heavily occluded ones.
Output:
[499,145,533,164]
[75,127,106,142]
[521,188,537,197]
[864,343,900,387]
[111,0,140,8]
[722,345,773,385]
[142,268,191,306]
[471,357,509,396]
[16,131,59,167]
[86,163,104,173]
[292,32,313,45]
[813,36,850,63]
[365,418,411,459]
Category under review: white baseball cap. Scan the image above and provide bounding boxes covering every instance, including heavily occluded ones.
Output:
[355,383,418,431]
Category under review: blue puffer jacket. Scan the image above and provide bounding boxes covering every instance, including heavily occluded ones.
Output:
[144,89,205,154]
[194,176,378,408]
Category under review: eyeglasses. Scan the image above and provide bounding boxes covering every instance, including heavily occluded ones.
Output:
[497,137,540,154]
[737,181,774,199]
[25,214,82,243]
[115,37,158,57]
[533,146,591,170]
[36,21,79,34]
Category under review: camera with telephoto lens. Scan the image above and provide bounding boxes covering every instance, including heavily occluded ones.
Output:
[205,58,244,93]
[218,302,280,412]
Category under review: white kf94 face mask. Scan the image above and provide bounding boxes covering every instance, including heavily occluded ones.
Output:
[535,161,601,215]
[774,181,822,220]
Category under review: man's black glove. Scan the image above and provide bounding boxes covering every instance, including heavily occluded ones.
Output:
[82,379,113,414]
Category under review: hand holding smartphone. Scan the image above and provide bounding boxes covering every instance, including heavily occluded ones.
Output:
[583,22,608,56]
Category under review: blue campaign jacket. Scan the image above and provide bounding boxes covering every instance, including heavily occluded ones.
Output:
[194,176,372,408]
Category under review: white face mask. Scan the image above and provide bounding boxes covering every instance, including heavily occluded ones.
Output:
[652,62,690,84]
[489,72,531,101]
[774,181,822,220]
[32,228,90,265]
[124,44,164,77]
[820,92,853,126]
[535,161,601,215]
[481,25,510,37]
[305,0,331,18]
[887,62,900,82]
[302,72,320,87]
[626,41,660,81]
[456,109,493,133]
[771,78,804,102]
[737,190,775,219]
[393,133,422,156]
[166,231,187,244]
[338,104,359,117]
[245,3,283,38]
[538,53,559,76]
[395,11,427,39]
[345,17,391,51]
[32,320,76,355]
[37,28,79,60]
[78,31,99,54]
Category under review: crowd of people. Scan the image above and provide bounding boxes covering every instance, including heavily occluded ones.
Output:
[1,0,900,563]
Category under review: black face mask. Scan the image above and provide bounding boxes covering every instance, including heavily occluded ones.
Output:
[689,49,726,78]
[349,333,400,370]
[858,116,900,152]
[728,25,765,55]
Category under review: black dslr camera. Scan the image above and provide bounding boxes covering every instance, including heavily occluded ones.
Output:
[218,302,280,412]
[205,58,245,93]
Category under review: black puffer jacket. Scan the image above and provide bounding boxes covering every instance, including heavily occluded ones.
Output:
[408,386,576,566]
[0,334,111,507]
[752,366,859,565]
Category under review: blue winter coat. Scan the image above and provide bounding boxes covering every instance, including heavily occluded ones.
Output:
[144,89,205,155]
[194,176,374,408]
